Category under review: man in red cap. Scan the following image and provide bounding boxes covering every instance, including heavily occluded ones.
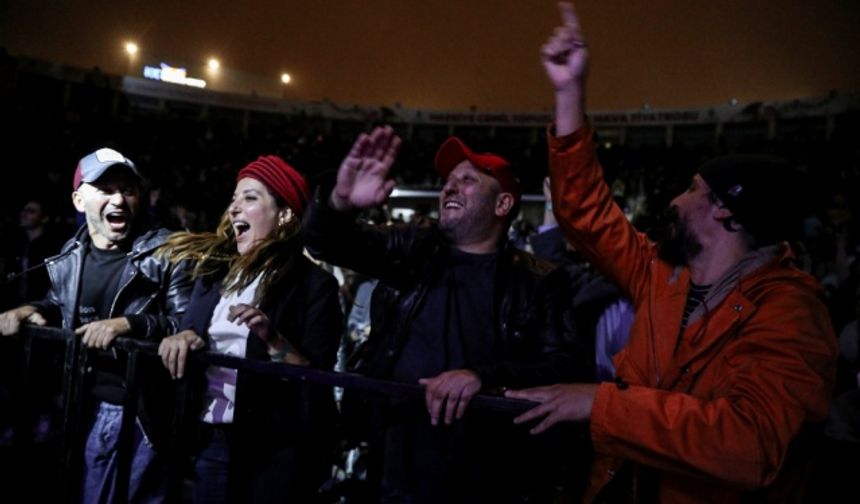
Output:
[507,3,838,503]
[304,127,589,502]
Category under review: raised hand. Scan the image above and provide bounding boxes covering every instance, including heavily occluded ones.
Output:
[542,2,589,92]
[228,303,275,344]
[228,303,309,365]
[331,126,402,211]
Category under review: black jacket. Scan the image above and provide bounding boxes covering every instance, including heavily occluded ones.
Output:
[179,255,343,500]
[30,224,193,448]
[32,225,192,338]
[179,255,342,433]
[304,193,591,388]
[531,226,630,379]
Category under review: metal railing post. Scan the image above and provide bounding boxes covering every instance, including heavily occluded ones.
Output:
[113,349,140,504]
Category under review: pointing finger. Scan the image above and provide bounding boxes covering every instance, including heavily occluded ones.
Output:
[559,2,575,23]
[559,2,584,40]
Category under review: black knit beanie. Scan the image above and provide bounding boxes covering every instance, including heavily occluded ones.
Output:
[698,155,804,246]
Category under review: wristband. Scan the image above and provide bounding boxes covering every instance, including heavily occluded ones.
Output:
[268,340,294,362]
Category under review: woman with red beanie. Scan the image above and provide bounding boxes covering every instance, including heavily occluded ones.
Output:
[157,155,342,503]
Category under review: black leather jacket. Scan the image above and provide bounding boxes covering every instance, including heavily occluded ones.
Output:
[304,193,591,388]
[32,225,192,339]
[31,224,193,448]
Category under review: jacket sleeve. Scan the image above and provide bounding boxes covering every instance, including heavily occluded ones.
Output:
[303,187,429,285]
[28,239,76,327]
[590,283,837,488]
[548,128,655,306]
[131,258,194,340]
[177,278,210,334]
[294,268,344,371]
[28,289,63,327]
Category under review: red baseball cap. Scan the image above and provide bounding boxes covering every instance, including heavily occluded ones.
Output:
[434,137,521,206]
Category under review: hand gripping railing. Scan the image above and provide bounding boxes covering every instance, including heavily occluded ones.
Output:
[7,324,541,503]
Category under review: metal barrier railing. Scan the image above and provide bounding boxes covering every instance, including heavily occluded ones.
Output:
[5,324,540,503]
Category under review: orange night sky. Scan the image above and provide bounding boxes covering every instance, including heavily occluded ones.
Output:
[2,0,858,111]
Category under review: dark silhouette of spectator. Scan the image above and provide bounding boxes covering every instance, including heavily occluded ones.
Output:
[531,177,633,382]
[1,198,67,309]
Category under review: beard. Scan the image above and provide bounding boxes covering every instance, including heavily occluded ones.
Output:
[657,207,702,266]
[439,205,497,249]
[439,211,477,245]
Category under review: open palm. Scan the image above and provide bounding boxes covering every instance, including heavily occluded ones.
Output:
[333,126,402,210]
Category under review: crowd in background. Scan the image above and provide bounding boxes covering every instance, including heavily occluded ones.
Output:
[0,45,858,502]
[2,49,857,331]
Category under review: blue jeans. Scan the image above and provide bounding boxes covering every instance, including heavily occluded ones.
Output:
[192,423,231,504]
[192,422,325,503]
[81,402,165,504]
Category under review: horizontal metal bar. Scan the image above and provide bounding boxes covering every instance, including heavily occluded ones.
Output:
[19,325,538,414]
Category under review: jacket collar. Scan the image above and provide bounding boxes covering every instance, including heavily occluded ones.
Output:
[660,243,795,389]
[686,243,783,327]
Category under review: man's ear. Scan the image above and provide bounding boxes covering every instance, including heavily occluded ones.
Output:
[713,205,733,221]
[713,205,743,232]
[495,192,515,218]
[71,190,85,213]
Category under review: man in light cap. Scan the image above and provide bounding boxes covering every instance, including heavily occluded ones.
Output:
[507,4,838,503]
[0,147,192,503]
[304,127,589,502]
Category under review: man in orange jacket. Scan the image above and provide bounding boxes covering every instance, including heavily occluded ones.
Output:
[507,3,839,502]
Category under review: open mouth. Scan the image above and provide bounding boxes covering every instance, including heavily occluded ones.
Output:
[442,200,464,210]
[105,211,129,231]
[233,220,250,239]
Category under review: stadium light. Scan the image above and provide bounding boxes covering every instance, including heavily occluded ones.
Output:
[124,41,139,76]
[281,72,291,85]
[207,58,220,73]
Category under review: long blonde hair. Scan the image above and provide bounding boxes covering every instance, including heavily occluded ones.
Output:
[158,205,303,304]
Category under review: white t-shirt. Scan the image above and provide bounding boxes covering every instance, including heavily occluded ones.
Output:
[201,274,263,424]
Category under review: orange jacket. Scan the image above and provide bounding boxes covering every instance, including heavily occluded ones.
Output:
[548,128,838,503]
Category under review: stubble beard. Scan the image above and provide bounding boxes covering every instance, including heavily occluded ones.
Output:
[439,209,493,249]
[657,210,703,267]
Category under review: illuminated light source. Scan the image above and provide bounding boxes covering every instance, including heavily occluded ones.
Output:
[280,72,291,84]
[144,62,207,88]
[124,42,138,56]
[207,58,220,72]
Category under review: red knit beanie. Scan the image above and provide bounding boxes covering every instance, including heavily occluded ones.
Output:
[237,156,310,217]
